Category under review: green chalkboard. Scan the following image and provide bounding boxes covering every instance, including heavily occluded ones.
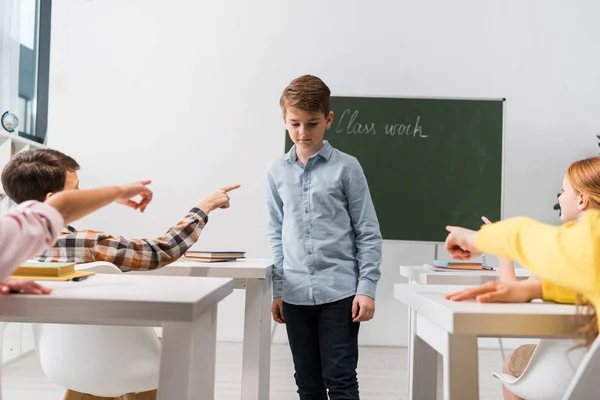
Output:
[284,96,504,242]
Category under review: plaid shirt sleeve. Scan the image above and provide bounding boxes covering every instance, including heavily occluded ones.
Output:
[37,208,208,272]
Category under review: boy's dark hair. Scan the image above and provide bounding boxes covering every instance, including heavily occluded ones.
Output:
[1,148,80,203]
[280,74,331,116]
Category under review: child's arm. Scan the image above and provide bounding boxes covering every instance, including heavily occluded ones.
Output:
[448,211,600,306]
[40,185,239,270]
[446,279,579,305]
[45,180,153,224]
[345,159,382,300]
[265,172,285,299]
[446,280,543,303]
[0,201,64,280]
[482,216,518,281]
[0,180,154,280]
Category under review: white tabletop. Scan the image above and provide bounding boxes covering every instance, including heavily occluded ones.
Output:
[0,274,233,326]
[400,265,532,285]
[395,284,581,338]
[136,258,273,280]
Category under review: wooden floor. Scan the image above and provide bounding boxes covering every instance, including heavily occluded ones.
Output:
[2,343,504,399]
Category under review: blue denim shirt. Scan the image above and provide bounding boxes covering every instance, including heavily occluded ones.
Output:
[266,141,382,305]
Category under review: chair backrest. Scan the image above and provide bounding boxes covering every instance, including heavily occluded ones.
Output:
[562,335,600,399]
[493,339,587,400]
[33,262,161,397]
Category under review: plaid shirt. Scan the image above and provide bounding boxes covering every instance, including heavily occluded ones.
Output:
[36,207,208,272]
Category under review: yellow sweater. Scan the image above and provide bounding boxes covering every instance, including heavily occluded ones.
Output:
[475,209,600,331]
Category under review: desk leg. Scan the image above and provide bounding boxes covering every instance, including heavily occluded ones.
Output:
[436,354,443,399]
[443,334,478,400]
[241,278,272,400]
[158,306,218,400]
[407,278,416,399]
[410,325,438,400]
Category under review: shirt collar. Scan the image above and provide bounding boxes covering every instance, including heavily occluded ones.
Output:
[286,140,333,163]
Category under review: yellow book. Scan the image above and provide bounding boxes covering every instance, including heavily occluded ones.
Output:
[10,270,95,282]
[13,261,76,277]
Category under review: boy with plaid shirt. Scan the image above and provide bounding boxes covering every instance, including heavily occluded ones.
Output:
[1,148,238,400]
[2,149,238,271]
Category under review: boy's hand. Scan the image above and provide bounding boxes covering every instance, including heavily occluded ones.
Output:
[116,180,153,213]
[271,297,285,324]
[198,184,241,213]
[445,280,542,303]
[352,295,375,322]
[0,278,52,295]
[444,225,482,260]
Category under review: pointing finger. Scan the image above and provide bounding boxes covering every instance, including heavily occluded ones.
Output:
[221,184,241,193]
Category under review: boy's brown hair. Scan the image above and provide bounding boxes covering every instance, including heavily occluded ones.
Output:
[280,74,331,116]
[1,149,80,203]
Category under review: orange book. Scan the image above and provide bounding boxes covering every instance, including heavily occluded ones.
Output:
[431,260,492,270]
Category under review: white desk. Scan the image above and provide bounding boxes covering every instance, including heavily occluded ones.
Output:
[0,274,233,400]
[130,258,272,400]
[394,284,580,400]
[400,264,532,390]
[400,265,532,286]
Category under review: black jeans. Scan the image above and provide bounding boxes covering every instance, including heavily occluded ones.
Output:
[283,296,360,400]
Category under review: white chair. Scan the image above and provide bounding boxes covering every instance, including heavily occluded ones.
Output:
[562,334,600,399]
[493,339,588,400]
[33,262,161,397]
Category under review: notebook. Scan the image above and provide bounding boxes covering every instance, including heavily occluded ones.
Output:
[181,257,232,263]
[184,251,246,259]
[13,261,76,277]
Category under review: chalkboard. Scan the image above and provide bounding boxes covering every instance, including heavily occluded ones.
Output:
[284,96,504,242]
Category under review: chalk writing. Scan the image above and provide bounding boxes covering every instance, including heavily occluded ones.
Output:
[336,109,376,135]
[384,116,426,138]
[334,109,427,138]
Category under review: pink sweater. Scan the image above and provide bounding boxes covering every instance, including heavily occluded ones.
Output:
[0,201,64,279]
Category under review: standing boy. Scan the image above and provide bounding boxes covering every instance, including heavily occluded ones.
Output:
[266,74,382,399]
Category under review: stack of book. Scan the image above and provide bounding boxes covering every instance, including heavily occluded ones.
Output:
[429,260,494,272]
[182,251,246,263]
[11,261,95,281]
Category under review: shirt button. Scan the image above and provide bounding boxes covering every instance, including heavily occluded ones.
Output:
[304,209,309,214]
[305,230,310,235]
[303,187,308,192]
[307,250,312,255]
[310,271,315,275]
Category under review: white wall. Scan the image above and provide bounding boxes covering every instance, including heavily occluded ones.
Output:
[47,0,600,347]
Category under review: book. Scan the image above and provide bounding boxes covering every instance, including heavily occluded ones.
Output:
[431,260,494,271]
[10,270,95,281]
[181,257,233,263]
[13,261,76,277]
[429,265,495,272]
[184,251,246,259]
